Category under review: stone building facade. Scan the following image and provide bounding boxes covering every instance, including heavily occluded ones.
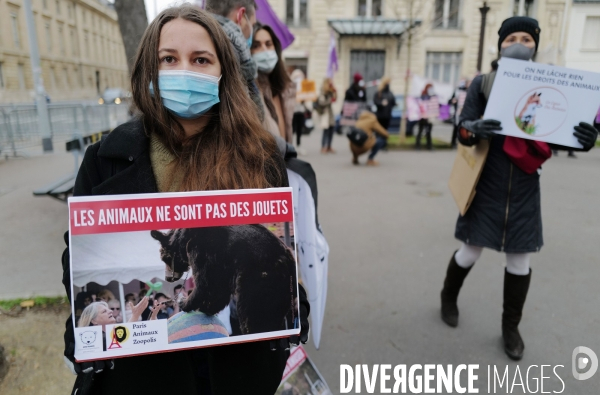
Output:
[267,0,591,106]
[0,0,129,104]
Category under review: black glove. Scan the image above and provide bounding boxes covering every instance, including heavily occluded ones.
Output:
[461,119,502,140]
[574,122,598,151]
[270,285,310,351]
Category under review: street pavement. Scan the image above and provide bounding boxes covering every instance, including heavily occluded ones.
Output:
[1,124,599,393]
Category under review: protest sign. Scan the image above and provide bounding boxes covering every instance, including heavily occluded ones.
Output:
[69,188,299,362]
[484,58,600,148]
[276,346,331,395]
[297,79,318,102]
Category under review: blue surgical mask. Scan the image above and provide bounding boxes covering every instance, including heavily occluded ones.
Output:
[245,14,253,49]
[149,70,221,119]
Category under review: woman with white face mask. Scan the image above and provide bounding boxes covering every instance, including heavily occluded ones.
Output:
[61,6,310,394]
[251,23,295,143]
[439,16,598,361]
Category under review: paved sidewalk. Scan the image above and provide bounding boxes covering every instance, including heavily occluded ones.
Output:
[2,128,599,393]
[0,150,72,299]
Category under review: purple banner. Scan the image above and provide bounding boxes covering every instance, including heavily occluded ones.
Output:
[255,0,295,50]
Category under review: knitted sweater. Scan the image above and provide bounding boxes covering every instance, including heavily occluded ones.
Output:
[149,133,183,192]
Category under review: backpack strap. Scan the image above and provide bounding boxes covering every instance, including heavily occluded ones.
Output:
[480,71,497,102]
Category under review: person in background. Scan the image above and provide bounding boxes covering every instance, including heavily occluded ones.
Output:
[206,0,262,119]
[251,23,295,143]
[344,73,367,102]
[290,69,310,155]
[449,79,469,148]
[350,110,389,166]
[373,77,396,131]
[154,293,175,320]
[317,78,338,153]
[491,59,499,72]
[107,299,123,323]
[416,83,435,151]
[97,289,116,302]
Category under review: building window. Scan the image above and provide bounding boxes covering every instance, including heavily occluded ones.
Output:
[285,57,309,77]
[286,0,308,27]
[11,12,21,49]
[43,0,48,10]
[56,0,61,15]
[68,2,73,19]
[582,17,600,50]
[512,0,536,18]
[84,32,89,57]
[70,29,76,56]
[58,25,65,55]
[50,67,57,89]
[358,0,383,17]
[425,52,462,87]
[63,68,69,88]
[17,64,26,90]
[0,63,4,89]
[434,0,460,29]
[45,22,52,53]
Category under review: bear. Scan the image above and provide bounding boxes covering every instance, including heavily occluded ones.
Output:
[150,225,297,335]
[80,331,96,345]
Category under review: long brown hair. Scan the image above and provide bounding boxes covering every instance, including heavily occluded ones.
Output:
[253,23,291,99]
[131,5,282,191]
[253,23,292,123]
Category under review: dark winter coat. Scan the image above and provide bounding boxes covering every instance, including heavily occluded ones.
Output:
[373,89,396,121]
[455,75,543,253]
[62,119,296,394]
[344,84,367,102]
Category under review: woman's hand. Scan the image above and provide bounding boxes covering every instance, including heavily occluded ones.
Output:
[574,122,598,151]
[128,296,149,322]
[149,300,160,321]
[461,119,502,140]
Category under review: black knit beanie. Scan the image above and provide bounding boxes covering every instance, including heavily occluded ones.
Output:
[497,16,541,52]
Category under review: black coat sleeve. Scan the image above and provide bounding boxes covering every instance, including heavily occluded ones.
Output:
[62,143,103,302]
[457,75,486,147]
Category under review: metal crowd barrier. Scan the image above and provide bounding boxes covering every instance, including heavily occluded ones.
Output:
[0,103,130,156]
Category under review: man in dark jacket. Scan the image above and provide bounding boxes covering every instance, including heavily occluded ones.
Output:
[344,73,367,102]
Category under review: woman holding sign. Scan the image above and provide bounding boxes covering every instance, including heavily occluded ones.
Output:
[61,6,309,394]
[439,16,598,361]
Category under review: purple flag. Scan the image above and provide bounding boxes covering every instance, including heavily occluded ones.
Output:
[255,0,295,49]
[326,30,339,78]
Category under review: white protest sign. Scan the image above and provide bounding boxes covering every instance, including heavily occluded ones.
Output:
[484,58,600,148]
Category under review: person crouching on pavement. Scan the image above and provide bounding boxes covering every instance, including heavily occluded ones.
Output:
[439,16,598,361]
[350,110,389,166]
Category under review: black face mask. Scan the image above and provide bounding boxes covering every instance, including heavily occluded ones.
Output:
[383,85,390,92]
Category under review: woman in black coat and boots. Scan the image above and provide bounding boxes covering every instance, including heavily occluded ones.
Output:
[62,6,309,394]
[440,16,598,361]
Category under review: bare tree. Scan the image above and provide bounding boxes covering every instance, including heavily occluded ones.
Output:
[114,0,148,74]
[389,0,426,141]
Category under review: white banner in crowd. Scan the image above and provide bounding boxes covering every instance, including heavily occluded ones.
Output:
[484,58,600,148]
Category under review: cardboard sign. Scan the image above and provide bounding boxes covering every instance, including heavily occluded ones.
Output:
[297,79,317,101]
[276,346,331,395]
[448,140,490,216]
[69,188,300,362]
[484,58,600,148]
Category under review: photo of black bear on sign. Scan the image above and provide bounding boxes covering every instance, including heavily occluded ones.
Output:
[150,224,298,337]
